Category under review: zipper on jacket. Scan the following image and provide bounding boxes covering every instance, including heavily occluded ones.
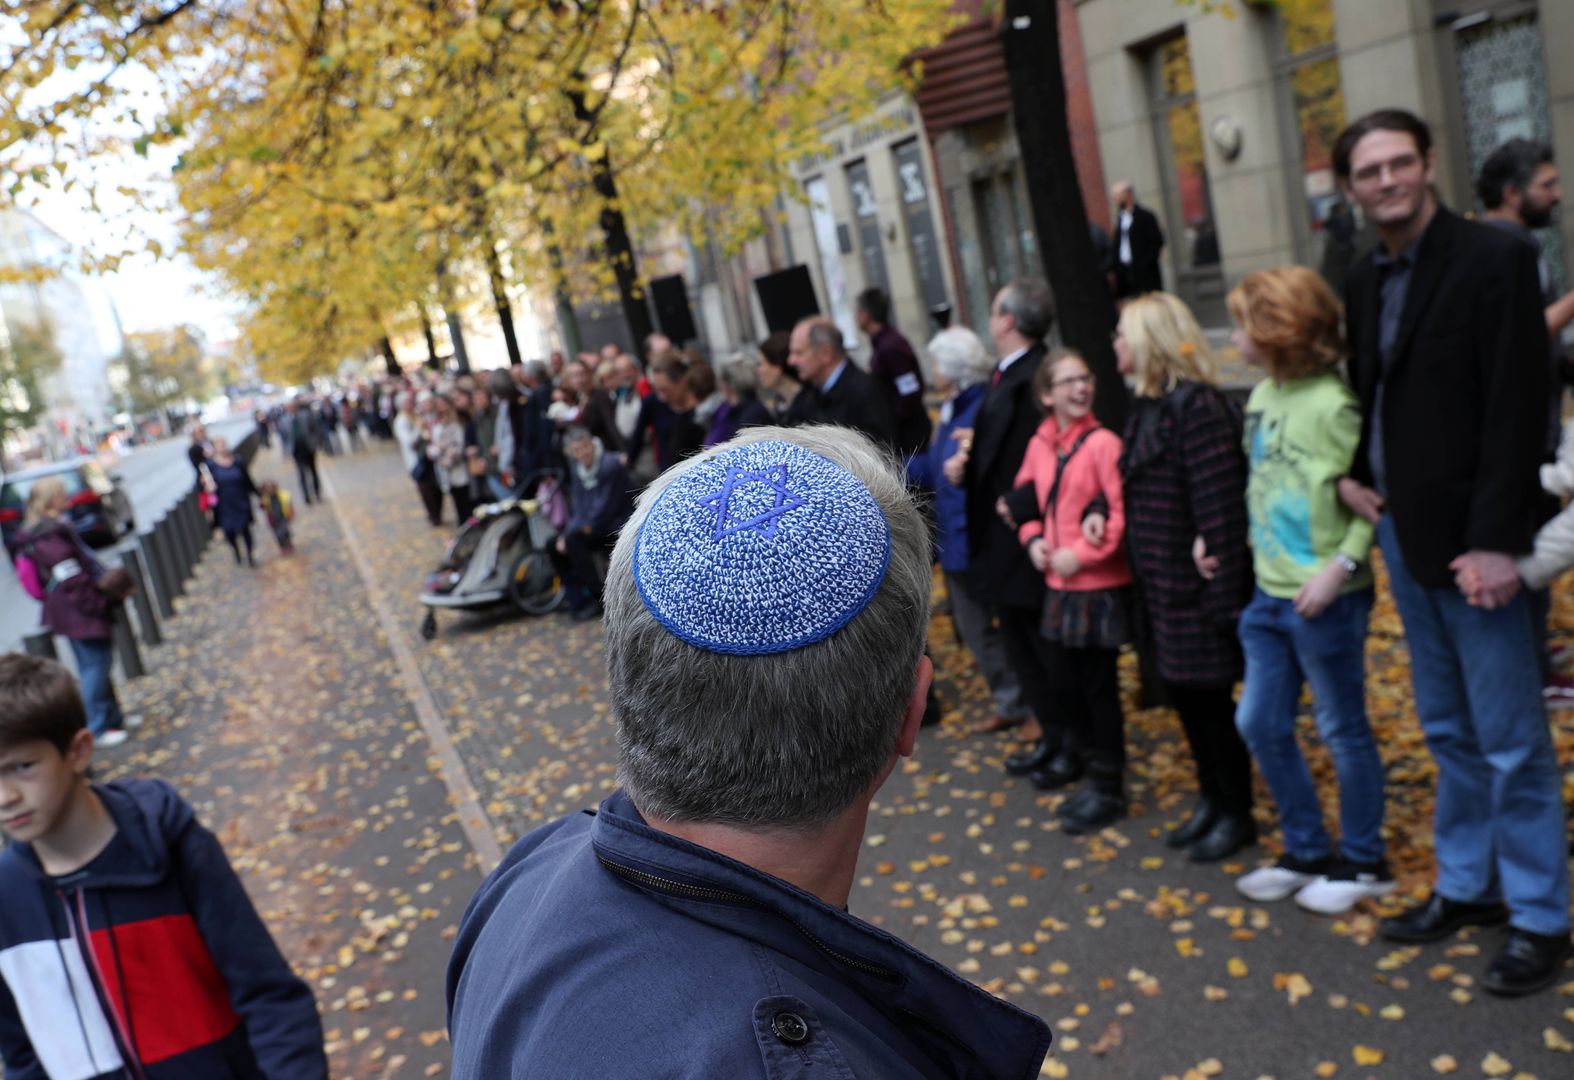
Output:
[596,854,900,983]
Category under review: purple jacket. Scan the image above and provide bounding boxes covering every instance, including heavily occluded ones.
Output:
[14,518,113,641]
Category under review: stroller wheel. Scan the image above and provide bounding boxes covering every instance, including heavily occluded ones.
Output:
[419,610,438,640]
[508,550,565,616]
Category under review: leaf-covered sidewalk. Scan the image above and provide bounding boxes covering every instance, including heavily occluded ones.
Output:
[106,441,1574,1079]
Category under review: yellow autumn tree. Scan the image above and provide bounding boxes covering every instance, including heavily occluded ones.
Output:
[3,2,959,379]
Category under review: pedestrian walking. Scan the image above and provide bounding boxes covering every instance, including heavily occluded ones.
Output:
[1334,108,1568,995]
[12,480,137,747]
[208,436,260,567]
[1104,292,1256,862]
[1224,267,1389,909]
[0,654,329,1079]
[447,426,1052,1078]
[260,479,294,554]
[907,325,1034,736]
[1004,349,1134,832]
[279,398,323,505]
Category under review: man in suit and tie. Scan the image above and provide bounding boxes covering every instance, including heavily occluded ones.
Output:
[1111,181,1165,299]
[1334,108,1569,996]
[944,278,1070,789]
[787,316,898,452]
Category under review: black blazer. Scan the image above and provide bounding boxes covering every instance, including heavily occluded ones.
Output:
[798,360,899,452]
[963,343,1047,608]
[1346,206,1549,588]
[1118,204,1165,295]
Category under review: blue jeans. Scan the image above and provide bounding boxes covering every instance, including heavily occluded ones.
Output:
[1236,586,1386,865]
[1377,516,1570,935]
[69,637,123,737]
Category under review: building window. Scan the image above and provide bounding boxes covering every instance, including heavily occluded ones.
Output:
[1148,33,1224,322]
[844,159,892,296]
[964,168,1036,341]
[1271,0,1349,283]
[803,176,858,347]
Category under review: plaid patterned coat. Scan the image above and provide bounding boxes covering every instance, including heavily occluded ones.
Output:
[1119,382,1253,686]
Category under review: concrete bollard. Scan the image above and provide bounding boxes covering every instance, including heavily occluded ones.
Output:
[140,531,176,619]
[122,545,162,646]
[110,603,145,679]
[171,500,197,582]
[155,515,187,600]
[182,488,206,556]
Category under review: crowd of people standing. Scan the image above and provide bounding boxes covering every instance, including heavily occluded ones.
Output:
[228,107,1573,1002]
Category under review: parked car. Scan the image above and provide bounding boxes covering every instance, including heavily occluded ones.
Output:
[0,458,136,556]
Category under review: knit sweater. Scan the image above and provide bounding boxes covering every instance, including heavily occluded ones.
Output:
[1243,373,1374,599]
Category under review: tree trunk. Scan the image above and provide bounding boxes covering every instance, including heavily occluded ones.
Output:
[422,313,440,371]
[568,86,654,360]
[591,154,654,360]
[1001,0,1128,432]
[435,264,471,374]
[487,241,524,368]
[379,336,400,376]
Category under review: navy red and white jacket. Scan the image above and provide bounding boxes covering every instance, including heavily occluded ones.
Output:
[0,779,327,1079]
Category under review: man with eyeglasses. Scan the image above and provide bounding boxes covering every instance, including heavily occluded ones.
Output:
[1334,108,1568,996]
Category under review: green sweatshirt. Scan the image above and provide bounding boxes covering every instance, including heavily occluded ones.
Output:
[1243,372,1374,599]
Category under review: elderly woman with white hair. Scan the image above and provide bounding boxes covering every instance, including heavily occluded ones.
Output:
[905,326,1034,737]
[704,353,773,448]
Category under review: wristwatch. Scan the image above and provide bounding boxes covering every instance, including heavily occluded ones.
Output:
[1333,553,1359,578]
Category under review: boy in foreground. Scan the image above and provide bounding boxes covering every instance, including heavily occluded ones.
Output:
[0,653,327,1079]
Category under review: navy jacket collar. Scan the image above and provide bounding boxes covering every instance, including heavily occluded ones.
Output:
[590,791,1053,1080]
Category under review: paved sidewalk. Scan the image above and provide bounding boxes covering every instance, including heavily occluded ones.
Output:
[96,439,1574,1079]
[100,449,479,1079]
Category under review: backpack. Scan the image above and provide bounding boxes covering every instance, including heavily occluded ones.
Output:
[15,549,45,601]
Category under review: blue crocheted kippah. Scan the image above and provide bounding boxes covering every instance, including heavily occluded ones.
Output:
[632,439,892,654]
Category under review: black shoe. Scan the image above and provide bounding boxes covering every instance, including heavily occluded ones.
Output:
[1187,813,1257,863]
[1380,893,1511,944]
[1164,797,1218,849]
[1028,751,1084,792]
[572,603,603,623]
[921,689,942,728]
[1005,739,1056,777]
[1058,788,1126,834]
[1482,929,1572,997]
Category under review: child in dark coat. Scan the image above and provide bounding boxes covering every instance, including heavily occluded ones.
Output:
[260,480,294,554]
[0,653,327,1079]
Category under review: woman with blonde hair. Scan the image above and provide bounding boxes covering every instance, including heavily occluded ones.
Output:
[1226,265,1389,914]
[1092,292,1256,860]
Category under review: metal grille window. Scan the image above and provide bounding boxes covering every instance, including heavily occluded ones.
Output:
[1453,11,1566,297]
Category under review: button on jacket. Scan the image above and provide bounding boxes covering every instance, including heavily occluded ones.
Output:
[447,791,1052,1079]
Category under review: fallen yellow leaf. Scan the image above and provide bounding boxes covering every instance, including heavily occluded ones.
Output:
[1353,1045,1384,1066]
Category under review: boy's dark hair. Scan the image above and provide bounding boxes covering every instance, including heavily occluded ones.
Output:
[1333,109,1432,180]
[0,653,87,754]
[1477,138,1554,209]
[856,287,890,326]
[759,330,792,372]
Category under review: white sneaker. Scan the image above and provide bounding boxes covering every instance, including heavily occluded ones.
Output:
[1294,861,1396,915]
[97,730,130,748]
[1236,856,1330,902]
[122,713,145,729]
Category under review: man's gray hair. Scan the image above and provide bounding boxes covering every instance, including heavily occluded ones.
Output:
[928,326,994,388]
[604,425,932,829]
[997,277,1055,342]
[720,353,760,399]
[803,317,847,360]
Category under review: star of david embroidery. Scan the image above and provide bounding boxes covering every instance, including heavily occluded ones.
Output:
[696,463,807,542]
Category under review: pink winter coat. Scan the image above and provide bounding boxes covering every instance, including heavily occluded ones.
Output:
[1013,413,1134,592]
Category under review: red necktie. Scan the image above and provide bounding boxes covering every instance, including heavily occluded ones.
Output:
[991,368,1003,390]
